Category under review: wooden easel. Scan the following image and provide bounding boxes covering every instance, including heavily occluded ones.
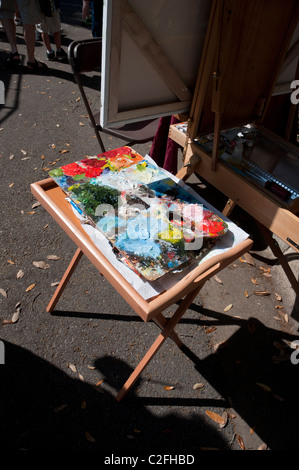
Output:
[170,0,299,296]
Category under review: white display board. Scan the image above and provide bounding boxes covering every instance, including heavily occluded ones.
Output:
[100,0,212,128]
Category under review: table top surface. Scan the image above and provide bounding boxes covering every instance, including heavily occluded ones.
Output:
[31,177,252,322]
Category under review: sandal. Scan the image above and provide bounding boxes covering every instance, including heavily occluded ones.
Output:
[26,59,48,72]
[6,51,21,68]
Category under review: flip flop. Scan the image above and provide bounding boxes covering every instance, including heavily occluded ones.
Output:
[26,60,48,72]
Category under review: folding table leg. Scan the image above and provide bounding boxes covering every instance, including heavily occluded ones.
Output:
[47,248,83,313]
[116,281,205,402]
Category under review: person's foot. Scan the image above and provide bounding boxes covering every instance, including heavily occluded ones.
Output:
[47,49,55,61]
[56,48,68,62]
[14,16,22,26]
[26,59,48,73]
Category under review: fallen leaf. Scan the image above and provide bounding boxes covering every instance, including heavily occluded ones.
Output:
[236,434,245,450]
[275,293,282,302]
[205,410,226,427]
[163,385,174,391]
[11,307,21,323]
[244,290,249,298]
[79,122,85,126]
[0,288,7,298]
[213,275,223,284]
[51,281,60,286]
[96,379,104,387]
[205,326,217,333]
[46,255,61,260]
[33,260,50,269]
[59,149,69,154]
[21,149,27,155]
[258,443,268,450]
[85,431,96,443]
[16,270,24,279]
[2,306,21,325]
[26,283,36,292]
[193,382,204,390]
[7,259,15,265]
[224,304,233,311]
[32,202,41,209]
[68,363,77,373]
[54,404,68,412]
[9,182,14,188]
[251,278,258,285]
[256,382,272,392]
[254,291,270,296]
[78,373,85,381]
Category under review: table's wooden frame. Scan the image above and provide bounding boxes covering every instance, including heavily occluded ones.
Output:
[31,178,252,401]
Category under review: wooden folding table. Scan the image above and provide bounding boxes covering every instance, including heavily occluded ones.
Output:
[31,177,252,401]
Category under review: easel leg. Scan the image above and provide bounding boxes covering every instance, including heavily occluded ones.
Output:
[47,248,83,313]
[116,282,204,402]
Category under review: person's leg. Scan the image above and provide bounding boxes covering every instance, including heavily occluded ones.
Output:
[1,17,18,54]
[16,0,47,69]
[22,22,35,63]
[0,2,21,66]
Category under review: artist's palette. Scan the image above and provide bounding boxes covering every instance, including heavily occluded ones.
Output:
[49,147,228,280]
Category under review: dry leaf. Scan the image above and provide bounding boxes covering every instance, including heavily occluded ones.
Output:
[96,379,104,387]
[224,304,233,312]
[0,288,7,298]
[11,308,20,323]
[16,270,24,279]
[205,410,226,427]
[68,363,77,373]
[251,278,258,285]
[256,382,271,392]
[51,281,60,286]
[85,431,96,443]
[275,293,282,302]
[32,202,41,209]
[33,260,50,269]
[59,149,69,154]
[163,385,174,391]
[258,443,268,450]
[2,306,21,325]
[213,275,223,284]
[54,404,68,412]
[193,382,204,390]
[206,326,217,333]
[244,290,249,298]
[46,255,61,260]
[236,434,245,450]
[78,373,85,381]
[254,291,270,296]
[7,259,15,265]
[26,283,36,292]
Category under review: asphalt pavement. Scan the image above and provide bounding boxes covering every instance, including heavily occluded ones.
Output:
[0,0,299,454]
